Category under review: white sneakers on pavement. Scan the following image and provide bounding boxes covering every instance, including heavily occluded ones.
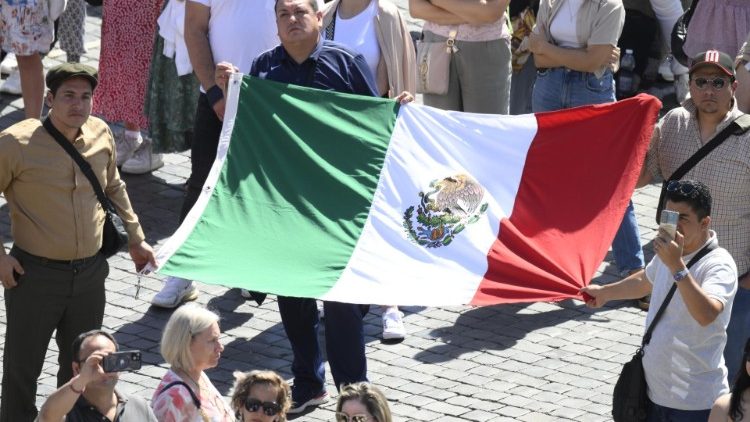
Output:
[151,276,199,308]
[0,70,21,95]
[121,138,164,174]
[0,53,17,74]
[116,132,143,167]
[382,307,406,340]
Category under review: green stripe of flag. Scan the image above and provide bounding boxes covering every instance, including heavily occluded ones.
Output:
[161,76,400,297]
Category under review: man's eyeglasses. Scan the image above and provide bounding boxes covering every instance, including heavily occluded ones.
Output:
[335,412,370,422]
[244,398,281,416]
[666,180,699,198]
[692,76,729,90]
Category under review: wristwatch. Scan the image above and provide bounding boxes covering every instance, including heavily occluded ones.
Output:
[673,268,689,282]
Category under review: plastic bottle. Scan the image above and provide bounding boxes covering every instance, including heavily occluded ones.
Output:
[617,49,636,98]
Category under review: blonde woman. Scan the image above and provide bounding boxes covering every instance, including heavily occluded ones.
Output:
[231,370,291,422]
[152,303,233,421]
[335,383,392,422]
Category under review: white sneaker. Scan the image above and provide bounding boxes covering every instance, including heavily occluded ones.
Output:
[382,308,406,340]
[116,133,143,167]
[121,140,164,174]
[151,276,199,308]
[675,73,690,104]
[0,53,17,74]
[0,70,21,95]
[658,56,674,82]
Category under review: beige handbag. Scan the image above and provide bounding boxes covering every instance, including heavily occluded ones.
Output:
[416,30,458,95]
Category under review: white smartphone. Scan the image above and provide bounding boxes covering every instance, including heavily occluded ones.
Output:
[659,209,679,240]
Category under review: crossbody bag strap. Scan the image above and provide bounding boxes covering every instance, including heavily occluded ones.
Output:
[641,242,717,346]
[42,117,114,213]
[656,114,750,223]
[157,381,201,409]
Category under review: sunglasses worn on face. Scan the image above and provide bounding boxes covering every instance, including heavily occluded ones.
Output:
[692,76,728,90]
[244,398,281,416]
[335,412,370,422]
[666,180,699,199]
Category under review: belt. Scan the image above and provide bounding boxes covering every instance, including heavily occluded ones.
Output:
[12,246,99,267]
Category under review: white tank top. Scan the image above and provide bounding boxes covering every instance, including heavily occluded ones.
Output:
[333,0,381,80]
[550,0,584,49]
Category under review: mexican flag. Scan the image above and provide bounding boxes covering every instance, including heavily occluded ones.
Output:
[154,74,660,306]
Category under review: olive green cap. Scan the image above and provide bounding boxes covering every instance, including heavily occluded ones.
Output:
[45,62,99,92]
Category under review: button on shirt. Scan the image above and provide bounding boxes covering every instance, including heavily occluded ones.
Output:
[249,39,379,97]
[0,118,145,260]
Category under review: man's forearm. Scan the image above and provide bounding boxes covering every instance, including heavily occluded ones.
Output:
[599,271,653,302]
[37,376,87,422]
[676,274,723,326]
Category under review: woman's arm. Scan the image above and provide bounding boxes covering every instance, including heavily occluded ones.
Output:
[408,0,467,25]
[430,0,508,25]
[529,32,619,72]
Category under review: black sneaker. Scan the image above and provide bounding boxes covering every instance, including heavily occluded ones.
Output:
[287,390,329,414]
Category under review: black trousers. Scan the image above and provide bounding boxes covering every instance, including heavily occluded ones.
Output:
[180,94,222,222]
[0,247,107,422]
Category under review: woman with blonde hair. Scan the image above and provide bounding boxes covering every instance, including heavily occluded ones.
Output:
[335,382,392,422]
[152,303,233,421]
[230,370,291,422]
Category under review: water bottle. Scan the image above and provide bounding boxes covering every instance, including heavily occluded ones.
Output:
[617,49,636,98]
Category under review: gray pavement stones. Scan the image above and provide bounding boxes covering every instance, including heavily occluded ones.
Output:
[0,3,674,421]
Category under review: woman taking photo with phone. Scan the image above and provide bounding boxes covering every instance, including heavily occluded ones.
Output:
[152,303,233,421]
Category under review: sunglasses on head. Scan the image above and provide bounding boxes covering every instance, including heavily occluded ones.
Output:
[692,76,729,90]
[244,398,281,416]
[666,180,699,198]
[334,412,370,422]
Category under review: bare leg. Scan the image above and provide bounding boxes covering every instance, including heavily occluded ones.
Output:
[16,54,44,120]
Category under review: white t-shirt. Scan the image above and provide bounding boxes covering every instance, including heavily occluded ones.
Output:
[549,0,584,48]
[333,0,381,80]
[642,232,737,410]
[188,0,279,90]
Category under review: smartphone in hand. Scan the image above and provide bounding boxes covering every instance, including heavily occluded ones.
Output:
[659,210,679,241]
[102,350,142,373]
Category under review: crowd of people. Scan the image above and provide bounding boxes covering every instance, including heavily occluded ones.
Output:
[0,0,750,420]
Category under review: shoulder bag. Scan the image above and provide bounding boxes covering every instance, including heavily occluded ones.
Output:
[612,241,716,421]
[670,0,699,67]
[655,114,750,225]
[416,29,458,95]
[43,118,129,258]
[157,380,210,422]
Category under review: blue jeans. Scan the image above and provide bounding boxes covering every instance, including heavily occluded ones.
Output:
[277,297,370,401]
[725,285,750,380]
[647,401,710,422]
[532,68,644,274]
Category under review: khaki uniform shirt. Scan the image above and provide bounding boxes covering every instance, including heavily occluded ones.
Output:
[534,0,625,78]
[645,100,750,275]
[0,117,145,260]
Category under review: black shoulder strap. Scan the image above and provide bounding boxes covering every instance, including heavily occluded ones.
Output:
[42,117,114,213]
[641,242,717,346]
[656,114,750,224]
[157,381,201,409]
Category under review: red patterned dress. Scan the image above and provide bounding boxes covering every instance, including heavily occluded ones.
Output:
[93,0,164,128]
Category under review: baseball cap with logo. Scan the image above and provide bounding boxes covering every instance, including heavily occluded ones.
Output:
[689,50,735,78]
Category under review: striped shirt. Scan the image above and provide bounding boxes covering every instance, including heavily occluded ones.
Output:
[645,100,750,275]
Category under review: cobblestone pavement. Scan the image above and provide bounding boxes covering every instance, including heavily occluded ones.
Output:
[0,5,667,421]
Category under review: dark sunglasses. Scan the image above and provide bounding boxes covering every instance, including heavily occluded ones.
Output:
[666,180,699,198]
[244,398,281,416]
[692,76,729,90]
[335,412,370,422]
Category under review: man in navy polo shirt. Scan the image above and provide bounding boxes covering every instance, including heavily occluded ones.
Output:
[215,0,412,414]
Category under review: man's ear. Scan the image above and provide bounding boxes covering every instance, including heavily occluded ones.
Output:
[72,361,80,376]
[44,91,54,109]
[701,215,711,230]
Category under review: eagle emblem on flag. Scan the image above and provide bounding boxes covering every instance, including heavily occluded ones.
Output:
[403,174,488,248]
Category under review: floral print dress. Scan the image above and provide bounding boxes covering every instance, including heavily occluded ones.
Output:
[0,0,55,55]
[152,369,234,422]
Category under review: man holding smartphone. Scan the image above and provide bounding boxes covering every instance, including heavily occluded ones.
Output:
[582,180,737,419]
[35,330,156,422]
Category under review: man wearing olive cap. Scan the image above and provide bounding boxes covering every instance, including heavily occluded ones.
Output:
[639,49,750,385]
[0,63,156,422]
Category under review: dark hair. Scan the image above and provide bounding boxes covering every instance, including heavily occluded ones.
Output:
[730,338,750,420]
[664,180,712,220]
[71,330,118,363]
[230,370,291,421]
[274,0,319,13]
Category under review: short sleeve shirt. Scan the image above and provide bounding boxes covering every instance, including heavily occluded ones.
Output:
[57,390,157,422]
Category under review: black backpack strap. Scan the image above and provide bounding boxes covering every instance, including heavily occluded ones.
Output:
[656,114,750,224]
[157,381,201,409]
[42,117,116,213]
[641,242,717,346]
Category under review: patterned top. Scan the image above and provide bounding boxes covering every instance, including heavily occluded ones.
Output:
[645,99,750,275]
[151,370,234,422]
[0,0,55,55]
